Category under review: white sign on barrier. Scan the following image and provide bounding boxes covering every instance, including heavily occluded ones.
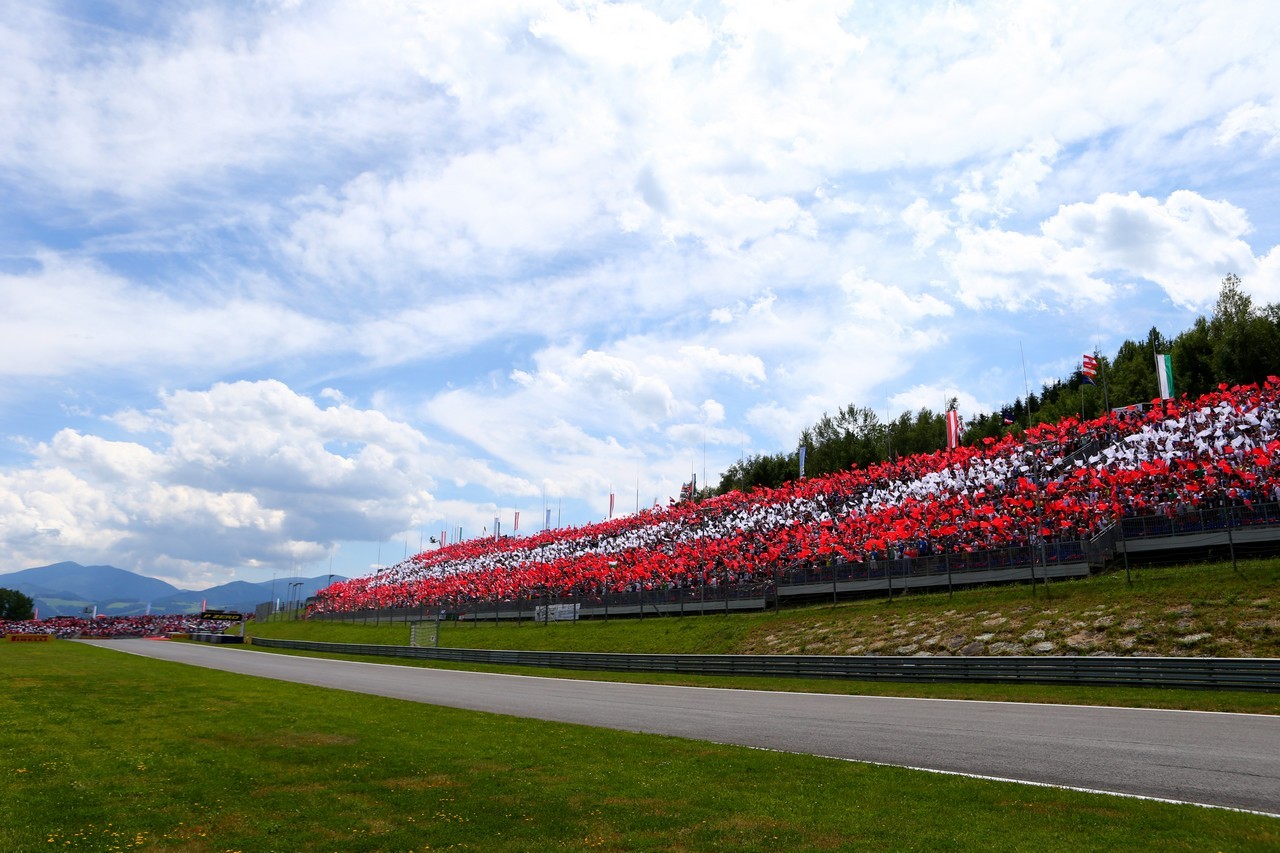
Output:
[534,603,580,623]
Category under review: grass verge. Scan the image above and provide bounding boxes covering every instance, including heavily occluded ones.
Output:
[259,560,1280,659]
[2,642,1277,851]
[232,641,1280,715]
[245,560,1280,715]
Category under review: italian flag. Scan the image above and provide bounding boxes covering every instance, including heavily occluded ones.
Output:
[1155,353,1175,399]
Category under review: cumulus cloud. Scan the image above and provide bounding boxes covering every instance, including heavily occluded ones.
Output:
[945,190,1270,311]
[1216,100,1280,152]
[888,385,991,420]
[564,350,679,421]
[902,199,952,252]
[840,273,953,323]
[4,1,1280,584]
[0,380,444,585]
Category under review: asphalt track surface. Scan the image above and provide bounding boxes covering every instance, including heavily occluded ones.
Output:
[86,639,1280,816]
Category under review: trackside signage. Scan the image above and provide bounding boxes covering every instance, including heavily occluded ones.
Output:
[199,611,244,622]
[6,634,52,642]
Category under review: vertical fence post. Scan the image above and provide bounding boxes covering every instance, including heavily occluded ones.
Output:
[1027,543,1037,598]
[1228,506,1241,576]
[1120,516,1132,586]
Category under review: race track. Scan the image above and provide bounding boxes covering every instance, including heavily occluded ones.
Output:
[85,639,1280,815]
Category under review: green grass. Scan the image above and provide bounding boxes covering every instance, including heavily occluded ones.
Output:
[2,642,1277,851]
[242,559,1280,715]
[233,641,1280,715]
[262,559,1280,659]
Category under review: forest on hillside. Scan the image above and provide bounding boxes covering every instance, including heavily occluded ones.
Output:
[716,274,1280,495]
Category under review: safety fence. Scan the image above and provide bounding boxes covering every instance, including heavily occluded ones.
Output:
[188,632,244,644]
[1121,501,1280,538]
[248,637,1280,692]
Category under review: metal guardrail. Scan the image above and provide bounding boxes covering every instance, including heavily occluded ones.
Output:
[188,632,243,644]
[1121,501,1280,538]
[778,545,1090,591]
[249,638,1280,692]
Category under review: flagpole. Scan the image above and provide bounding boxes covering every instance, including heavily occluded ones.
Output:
[1100,352,1111,413]
[1020,341,1031,429]
[702,432,707,498]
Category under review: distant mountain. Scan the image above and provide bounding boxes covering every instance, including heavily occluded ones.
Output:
[1,562,179,602]
[0,562,346,617]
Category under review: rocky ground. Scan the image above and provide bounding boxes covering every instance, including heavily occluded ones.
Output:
[739,569,1278,658]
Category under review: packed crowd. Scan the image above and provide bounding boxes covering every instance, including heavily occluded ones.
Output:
[314,379,1280,613]
[0,614,241,638]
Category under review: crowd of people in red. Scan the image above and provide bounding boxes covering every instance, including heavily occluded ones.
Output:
[313,379,1280,614]
[1,614,239,638]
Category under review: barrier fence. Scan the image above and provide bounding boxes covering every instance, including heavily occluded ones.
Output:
[1120,501,1280,538]
[247,637,1280,692]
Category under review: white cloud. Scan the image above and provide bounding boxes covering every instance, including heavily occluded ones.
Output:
[1216,100,1280,152]
[840,272,953,323]
[0,256,333,380]
[744,401,804,448]
[888,384,990,420]
[0,2,427,199]
[993,138,1061,208]
[902,199,952,252]
[946,190,1270,311]
[673,346,766,385]
[4,1,1280,585]
[0,381,446,585]
[564,350,678,421]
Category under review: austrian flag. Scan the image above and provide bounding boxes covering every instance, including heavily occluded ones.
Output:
[1082,354,1098,384]
[946,409,962,450]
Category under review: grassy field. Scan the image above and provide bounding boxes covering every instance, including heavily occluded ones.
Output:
[258,560,1280,658]
[2,642,1278,851]
[244,559,1280,714]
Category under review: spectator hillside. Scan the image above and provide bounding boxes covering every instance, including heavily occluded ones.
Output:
[314,380,1280,614]
[1,614,241,638]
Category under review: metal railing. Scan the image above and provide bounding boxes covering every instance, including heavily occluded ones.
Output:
[777,540,1089,588]
[309,582,774,624]
[248,638,1280,692]
[1120,501,1280,539]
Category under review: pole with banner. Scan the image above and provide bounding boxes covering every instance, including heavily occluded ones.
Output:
[1155,353,1175,399]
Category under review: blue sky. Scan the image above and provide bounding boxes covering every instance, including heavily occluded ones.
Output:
[2,0,1279,589]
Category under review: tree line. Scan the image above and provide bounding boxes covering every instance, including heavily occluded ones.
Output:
[0,587,35,620]
[716,274,1280,495]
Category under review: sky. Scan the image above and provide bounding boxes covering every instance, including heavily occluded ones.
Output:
[2,0,1279,590]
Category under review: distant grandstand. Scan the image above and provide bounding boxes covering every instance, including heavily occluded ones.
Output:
[2,614,244,638]
[311,379,1280,619]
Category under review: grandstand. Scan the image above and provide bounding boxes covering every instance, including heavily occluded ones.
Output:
[310,379,1280,621]
[1,614,245,639]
